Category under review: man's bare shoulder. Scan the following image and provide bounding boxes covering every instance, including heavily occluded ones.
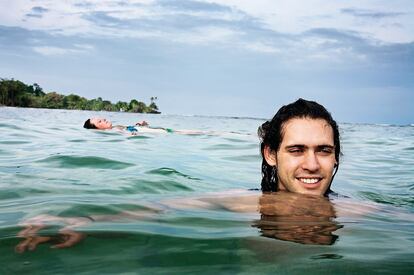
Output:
[162,189,261,213]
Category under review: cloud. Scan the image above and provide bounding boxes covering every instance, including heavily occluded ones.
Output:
[32,6,49,13]
[244,42,281,54]
[2,0,412,44]
[73,2,96,8]
[1,0,413,63]
[171,25,242,45]
[32,44,94,56]
[77,2,251,45]
[0,26,41,49]
[157,0,232,12]
[83,11,126,27]
[25,5,49,19]
[25,13,43,19]
[341,8,405,19]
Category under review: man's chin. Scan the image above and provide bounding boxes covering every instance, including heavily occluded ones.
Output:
[294,179,328,196]
[294,186,325,197]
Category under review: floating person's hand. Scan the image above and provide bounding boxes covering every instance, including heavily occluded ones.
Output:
[15,214,91,253]
[135,120,149,127]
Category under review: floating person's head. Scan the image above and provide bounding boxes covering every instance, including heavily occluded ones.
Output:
[83,118,113,130]
[258,98,341,196]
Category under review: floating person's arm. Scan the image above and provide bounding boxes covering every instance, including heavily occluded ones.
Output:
[135,120,244,136]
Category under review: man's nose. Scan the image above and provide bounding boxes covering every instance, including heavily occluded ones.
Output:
[302,152,320,171]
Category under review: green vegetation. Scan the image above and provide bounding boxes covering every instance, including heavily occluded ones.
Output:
[0,78,160,113]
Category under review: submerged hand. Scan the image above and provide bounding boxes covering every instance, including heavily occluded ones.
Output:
[15,214,90,253]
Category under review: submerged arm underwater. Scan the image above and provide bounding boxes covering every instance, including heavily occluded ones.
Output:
[14,190,379,252]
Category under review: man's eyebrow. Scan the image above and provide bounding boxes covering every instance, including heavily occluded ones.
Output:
[285,144,306,149]
[317,144,335,148]
[284,144,335,149]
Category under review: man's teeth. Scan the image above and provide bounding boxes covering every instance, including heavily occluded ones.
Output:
[299,178,319,184]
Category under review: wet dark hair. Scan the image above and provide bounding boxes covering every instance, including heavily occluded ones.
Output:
[258,98,341,195]
[83,119,97,129]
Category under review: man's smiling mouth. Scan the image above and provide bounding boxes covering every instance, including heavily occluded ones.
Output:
[298,178,321,184]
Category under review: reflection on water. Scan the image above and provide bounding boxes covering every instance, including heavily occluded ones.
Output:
[254,193,342,245]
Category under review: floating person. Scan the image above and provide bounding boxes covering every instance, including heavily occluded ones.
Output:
[83,117,206,135]
[15,99,350,251]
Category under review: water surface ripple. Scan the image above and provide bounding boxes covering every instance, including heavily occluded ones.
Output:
[0,107,413,274]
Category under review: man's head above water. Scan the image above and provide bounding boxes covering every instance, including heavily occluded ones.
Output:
[258,98,341,197]
[83,118,113,130]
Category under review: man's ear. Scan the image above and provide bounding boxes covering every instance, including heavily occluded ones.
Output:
[264,145,277,166]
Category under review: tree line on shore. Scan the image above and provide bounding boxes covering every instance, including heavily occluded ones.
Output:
[0,78,160,113]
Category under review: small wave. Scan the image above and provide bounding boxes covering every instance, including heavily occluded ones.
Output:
[359,191,414,208]
[222,137,249,143]
[205,143,256,150]
[365,140,386,145]
[0,140,31,145]
[39,155,134,169]
[87,179,193,194]
[58,203,154,217]
[67,139,88,143]
[222,154,261,162]
[127,135,152,140]
[101,139,125,142]
[0,188,51,200]
[146,167,200,180]
[0,123,22,130]
[128,179,193,193]
[49,127,63,131]
[310,254,343,260]
[161,113,266,121]
[94,131,120,136]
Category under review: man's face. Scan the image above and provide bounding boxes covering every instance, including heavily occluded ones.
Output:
[90,118,112,129]
[265,118,337,196]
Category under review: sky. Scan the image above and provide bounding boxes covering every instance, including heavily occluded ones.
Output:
[0,0,413,124]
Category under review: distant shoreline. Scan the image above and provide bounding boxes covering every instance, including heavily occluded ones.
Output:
[0,78,161,114]
[0,105,161,114]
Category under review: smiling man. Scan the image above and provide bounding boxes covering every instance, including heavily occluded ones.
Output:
[258,98,341,196]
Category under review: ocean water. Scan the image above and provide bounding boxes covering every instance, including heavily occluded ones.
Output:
[0,107,413,274]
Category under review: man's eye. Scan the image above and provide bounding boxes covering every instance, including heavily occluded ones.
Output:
[288,149,303,153]
[320,148,333,154]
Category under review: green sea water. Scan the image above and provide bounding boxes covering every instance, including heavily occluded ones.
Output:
[0,107,413,274]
